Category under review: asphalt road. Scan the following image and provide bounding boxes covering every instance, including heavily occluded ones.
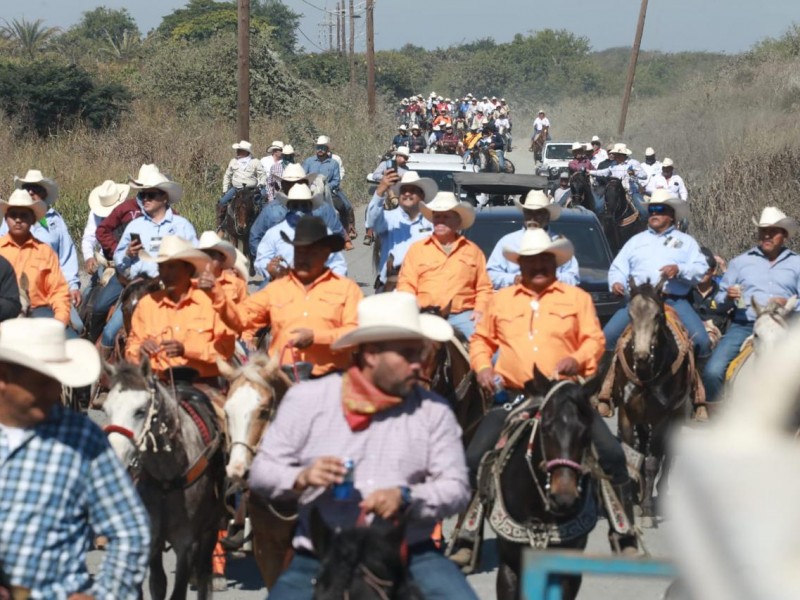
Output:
[88,146,674,599]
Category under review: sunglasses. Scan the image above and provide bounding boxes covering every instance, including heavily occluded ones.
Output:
[315,145,328,152]
[139,191,165,200]
[22,184,47,198]
[6,210,32,221]
[647,204,668,215]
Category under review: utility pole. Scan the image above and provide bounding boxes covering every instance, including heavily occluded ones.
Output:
[336,2,342,53]
[366,0,375,119]
[618,0,648,137]
[348,0,355,86]
[340,2,346,55]
[236,0,250,142]
[328,10,334,52]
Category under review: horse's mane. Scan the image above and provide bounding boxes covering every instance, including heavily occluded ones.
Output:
[111,361,149,391]
[227,352,290,389]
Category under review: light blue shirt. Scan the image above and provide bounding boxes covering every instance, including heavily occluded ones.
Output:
[486,228,580,289]
[608,226,707,296]
[589,158,648,184]
[114,208,198,279]
[254,219,348,281]
[366,192,433,275]
[371,161,409,181]
[303,156,341,190]
[715,246,800,322]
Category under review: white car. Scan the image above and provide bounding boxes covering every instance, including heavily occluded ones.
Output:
[366,153,477,194]
[535,142,574,179]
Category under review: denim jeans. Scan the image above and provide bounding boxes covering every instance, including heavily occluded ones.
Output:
[448,310,475,340]
[630,189,647,218]
[495,149,505,170]
[92,274,124,319]
[603,298,711,359]
[31,306,78,340]
[701,321,753,403]
[217,187,237,208]
[102,304,124,347]
[268,545,479,600]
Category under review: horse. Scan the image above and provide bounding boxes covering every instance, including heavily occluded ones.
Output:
[598,178,645,255]
[99,358,226,600]
[611,277,695,526]
[468,146,514,173]
[310,507,423,600]
[568,171,597,212]
[530,130,547,163]
[221,186,260,269]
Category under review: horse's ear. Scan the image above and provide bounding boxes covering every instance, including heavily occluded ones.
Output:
[309,505,333,558]
[386,510,409,550]
[783,295,798,314]
[101,358,116,380]
[627,276,637,295]
[443,300,453,319]
[216,357,236,381]
[524,365,552,397]
[752,296,764,316]
[655,274,668,296]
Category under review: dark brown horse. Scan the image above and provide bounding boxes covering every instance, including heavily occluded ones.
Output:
[568,171,597,212]
[599,178,645,255]
[221,187,260,269]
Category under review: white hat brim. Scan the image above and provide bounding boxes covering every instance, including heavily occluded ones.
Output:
[513,197,562,220]
[752,216,798,238]
[645,197,688,223]
[140,249,211,273]
[128,179,183,204]
[419,202,475,230]
[199,240,236,270]
[0,339,100,388]
[0,198,47,221]
[331,314,454,350]
[391,177,438,203]
[502,238,574,267]
[88,184,130,217]
[276,191,324,209]
[14,175,59,204]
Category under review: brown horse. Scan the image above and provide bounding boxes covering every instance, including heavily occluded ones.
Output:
[221,187,260,271]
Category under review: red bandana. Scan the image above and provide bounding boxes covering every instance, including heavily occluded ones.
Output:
[341,366,403,431]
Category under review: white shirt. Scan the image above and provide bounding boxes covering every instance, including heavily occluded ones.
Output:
[642,160,662,180]
[495,117,510,133]
[533,117,550,132]
[590,149,608,168]
[0,422,27,454]
[646,173,688,201]
[81,211,104,262]
[260,155,281,175]
[331,153,345,181]
[225,156,267,191]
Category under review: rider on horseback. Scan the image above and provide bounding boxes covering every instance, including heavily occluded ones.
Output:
[588,143,650,217]
[303,136,357,244]
[438,124,461,155]
[216,140,267,231]
[408,125,427,153]
[391,124,410,150]
[568,142,593,173]
[589,135,608,168]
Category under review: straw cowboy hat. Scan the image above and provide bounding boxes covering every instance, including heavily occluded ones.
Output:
[282,144,295,155]
[391,171,438,203]
[571,142,585,152]
[393,146,411,158]
[753,207,799,238]
[316,135,331,146]
[0,189,47,221]
[609,143,633,156]
[331,291,453,350]
[232,140,253,154]
[398,124,408,131]
[591,135,601,144]
[0,318,100,387]
[645,147,656,157]
[279,215,345,252]
[140,235,210,273]
[646,189,688,222]
[502,228,574,267]
[88,180,130,218]
[514,189,562,220]
[266,140,284,152]
[276,183,324,209]
[128,164,183,204]
[198,230,236,270]
[14,169,58,204]
[662,158,675,168]
[278,163,309,183]
[420,192,475,230]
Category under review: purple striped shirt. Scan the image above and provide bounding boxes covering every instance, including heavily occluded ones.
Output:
[249,372,470,551]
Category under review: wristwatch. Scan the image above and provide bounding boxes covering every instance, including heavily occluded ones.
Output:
[399,486,412,510]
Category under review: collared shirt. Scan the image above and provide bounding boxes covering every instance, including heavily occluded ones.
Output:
[533,117,550,133]
[0,235,70,324]
[249,373,469,551]
[240,270,362,375]
[646,173,688,201]
[568,157,593,172]
[715,246,800,322]
[113,209,198,279]
[222,156,267,192]
[470,281,605,390]
[408,134,427,153]
[266,160,285,202]
[589,158,649,185]
[641,160,663,181]
[608,226,708,296]
[553,186,571,205]
[81,211,104,263]
[253,219,348,282]
[0,405,149,599]
[590,148,609,168]
[249,202,345,260]
[366,194,432,274]
[302,156,341,190]
[486,228,580,289]
[392,134,410,148]
[126,284,242,377]
[396,235,493,314]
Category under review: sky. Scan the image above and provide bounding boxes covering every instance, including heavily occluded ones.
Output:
[0,0,797,55]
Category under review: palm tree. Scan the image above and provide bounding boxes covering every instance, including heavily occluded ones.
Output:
[1,18,60,60]
[100,29,142,62]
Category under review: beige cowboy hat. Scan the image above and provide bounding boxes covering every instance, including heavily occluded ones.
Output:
[571,142,585,152]
[753,207,799,238]
[233,248,250,281]
[128,164,183,204]
[232,140,253,153]
[502,228,574,267]
[0,318,100,387]
[315,135,331,146]
[275,183,324,209]
[331,291,453,350]
[393,146,411,158]
[645,147,656,156]
[88,180,130,218]
[591,135,601,144]
[398,124,408,131]
[140,235,210,273]
[278,163,309,183]
[662,157,675,168]
[609,143,632,156]
[391,171,438,203]
[419,192,475,230]
[266,140,285,152]
[282,144,295,155]
[646,189,688,222]
[14,169,58,204]
[0,188,47,221]
[198,230,236,270]
[514,189,562,220]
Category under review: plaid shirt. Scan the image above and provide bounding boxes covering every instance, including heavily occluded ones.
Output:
[267,160,285,202]
[0,405,150,599]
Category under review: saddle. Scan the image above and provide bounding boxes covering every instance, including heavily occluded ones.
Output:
[725,337,754,382]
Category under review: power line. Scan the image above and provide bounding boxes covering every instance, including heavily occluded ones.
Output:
[298,0,327,12]
[297,25,326,51]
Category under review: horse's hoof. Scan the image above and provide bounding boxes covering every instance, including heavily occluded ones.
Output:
[693,406,709,422]
[363,236,374,246]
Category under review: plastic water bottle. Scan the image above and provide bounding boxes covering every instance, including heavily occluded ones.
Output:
[332,459,355,500]
[493,375,509,404]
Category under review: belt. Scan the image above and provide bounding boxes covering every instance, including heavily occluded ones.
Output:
[664,293,689,301]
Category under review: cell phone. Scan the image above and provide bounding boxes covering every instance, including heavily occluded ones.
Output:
[390,158,398,171]
[130,233,141,244]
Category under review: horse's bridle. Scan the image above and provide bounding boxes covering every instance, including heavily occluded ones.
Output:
[229,190,255,237]
[342,565,394,600]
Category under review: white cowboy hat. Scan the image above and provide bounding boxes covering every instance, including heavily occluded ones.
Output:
[275,183,324,209]
[232,140,253,153]
[571,142,585,152]
[128,164,183,204]
[233,248,250,281]
[397,124,408,131]
[514,189,562,220]
[198,230,236,270]
[645,147,656,156]
[315,135,331,146]
[432,125,441,131]
[662,157,675,168]
[14,169,58,204]
[500,98,506,102]
[610,143,632,156]
[502,228,574,267]
[88,180,130,217]
[331,292,453,350]
[753,207,799,238]
[591,135,601,143]
[393,146,411,158]
[278,163,309,183]
[0,318,100,388]
[646,189,688,222]
[538,109,546,114]
[282,144,295,155]
[140,235,210,273]
[391,171,438,203]
[419,192,475,230]
[266,140,285,152]
[0,189,48,221]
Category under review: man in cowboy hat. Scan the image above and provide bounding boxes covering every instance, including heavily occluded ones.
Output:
[254,184,348,282]
[0,318,149,598]
[551,171,572,205]
[265,143,295,203]
[241,216,362,376]
[645,157,688,201]
[216,140,267,231]
[391,124,410,150]
[486,189,579,288]
[702,207,800,404]
[439,123,461,155]
[126,235,242,379]
[370,146,410,182]
[641,147,662,181]
[397,192,492,339]
[250,292,478,600]
[589,135,609,168]
[0,190,72,334]
[260,140,284,176]
[568,141,593,173]
[588,143,650,216]
[408,125,427,153]
[304,136,357,244]
[531,109,550,144]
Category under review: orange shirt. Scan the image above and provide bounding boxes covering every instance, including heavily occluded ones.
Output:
[218,269,248,303]
[0,234,70,324]
[239,270,363,376]
[470,281,605,390]
[126,284,243,378]
[397,235,493,315]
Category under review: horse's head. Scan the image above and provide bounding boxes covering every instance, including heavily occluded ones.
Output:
[752,295,797,353]
[628,275,667,365]
[230,187,258,233]
[217,353,292,482]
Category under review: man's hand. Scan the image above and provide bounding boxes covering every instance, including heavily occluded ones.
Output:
[196,263,216,294]
[85,257,98,275]
[141,338,160,356]
[555,356,580,377]
[126,238,142,258]
[611,282,626,297]
[68,594,94,600]
[660,264,679,279]
[726,285,742,301]
[360,488,404,520]
[470,310,483,324]
[769,296,788,307]
[267,257,288,280]
[376,169,401,196]
[289,328,314,349]
[476,367,496,396]
[70,288,82,307]
[294,456,346,492]
[160,340,185,358]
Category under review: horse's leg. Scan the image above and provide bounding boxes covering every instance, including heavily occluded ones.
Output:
[148,538,168,600]
[192,525,219,600]
[639,424,659,528]
[496,562,518,600]
[248,497,296,588]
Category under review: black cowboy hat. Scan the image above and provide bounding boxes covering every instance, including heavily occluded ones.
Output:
[280,215,345,252]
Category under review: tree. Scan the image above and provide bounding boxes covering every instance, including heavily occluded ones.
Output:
[72,7,139,43]
[0,18,60,60]
[252,0,301,54]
